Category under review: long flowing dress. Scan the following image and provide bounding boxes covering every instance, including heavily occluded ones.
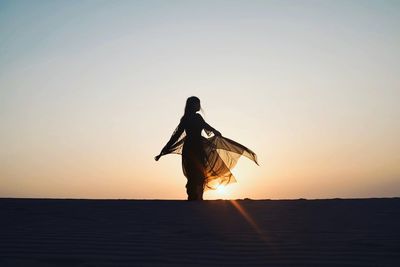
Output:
[159,113,258,198]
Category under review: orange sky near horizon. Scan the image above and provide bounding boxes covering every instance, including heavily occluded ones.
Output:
[1,1,399,199]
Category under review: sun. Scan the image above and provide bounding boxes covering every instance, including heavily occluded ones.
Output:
[206,183,233,199]
[216,184,227,194]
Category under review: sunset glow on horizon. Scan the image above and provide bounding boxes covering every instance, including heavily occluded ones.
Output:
[1,0,399,200]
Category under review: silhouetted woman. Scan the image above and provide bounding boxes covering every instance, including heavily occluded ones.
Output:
[155,96,258,200]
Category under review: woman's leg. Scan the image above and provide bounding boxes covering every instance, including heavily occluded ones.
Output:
[186,180,198,200]
[197,184,204,200]
[186,177,205,201]
[183,146,205,201]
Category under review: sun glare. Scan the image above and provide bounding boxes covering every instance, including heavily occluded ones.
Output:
[216,185,227,194]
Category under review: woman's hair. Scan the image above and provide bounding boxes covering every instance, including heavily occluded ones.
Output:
[184,96,201,116]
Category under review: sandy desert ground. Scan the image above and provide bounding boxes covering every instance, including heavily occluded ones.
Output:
[1,198,399,266]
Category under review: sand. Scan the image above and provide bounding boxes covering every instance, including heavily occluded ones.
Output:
[1,198,399,266]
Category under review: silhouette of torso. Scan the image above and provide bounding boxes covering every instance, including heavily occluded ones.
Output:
[182,114,203,140]
[181,114,206,179]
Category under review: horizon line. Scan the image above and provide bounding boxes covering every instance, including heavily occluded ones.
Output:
[1,197,399,201]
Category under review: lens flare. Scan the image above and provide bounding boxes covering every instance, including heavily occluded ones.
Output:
[229,200,267,241]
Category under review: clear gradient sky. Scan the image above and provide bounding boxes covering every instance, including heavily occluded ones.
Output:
[1,0,399,199]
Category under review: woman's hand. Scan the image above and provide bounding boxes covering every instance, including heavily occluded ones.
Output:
[154,155,161,161]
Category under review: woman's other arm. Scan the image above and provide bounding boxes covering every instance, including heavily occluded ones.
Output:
[155,120,185,161]
[198,114,222,137]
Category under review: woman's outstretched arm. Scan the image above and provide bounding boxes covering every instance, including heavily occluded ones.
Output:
[199,114,222,137]
[155,121,184,161]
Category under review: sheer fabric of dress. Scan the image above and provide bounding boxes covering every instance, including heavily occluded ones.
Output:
[160,114,258,190]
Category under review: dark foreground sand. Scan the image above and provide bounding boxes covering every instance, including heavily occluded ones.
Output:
[1,198,399,266]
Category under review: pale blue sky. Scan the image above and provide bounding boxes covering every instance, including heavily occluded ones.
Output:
[1,0,399,199]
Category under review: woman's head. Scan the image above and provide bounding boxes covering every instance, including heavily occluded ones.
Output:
[184,96,201,115]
